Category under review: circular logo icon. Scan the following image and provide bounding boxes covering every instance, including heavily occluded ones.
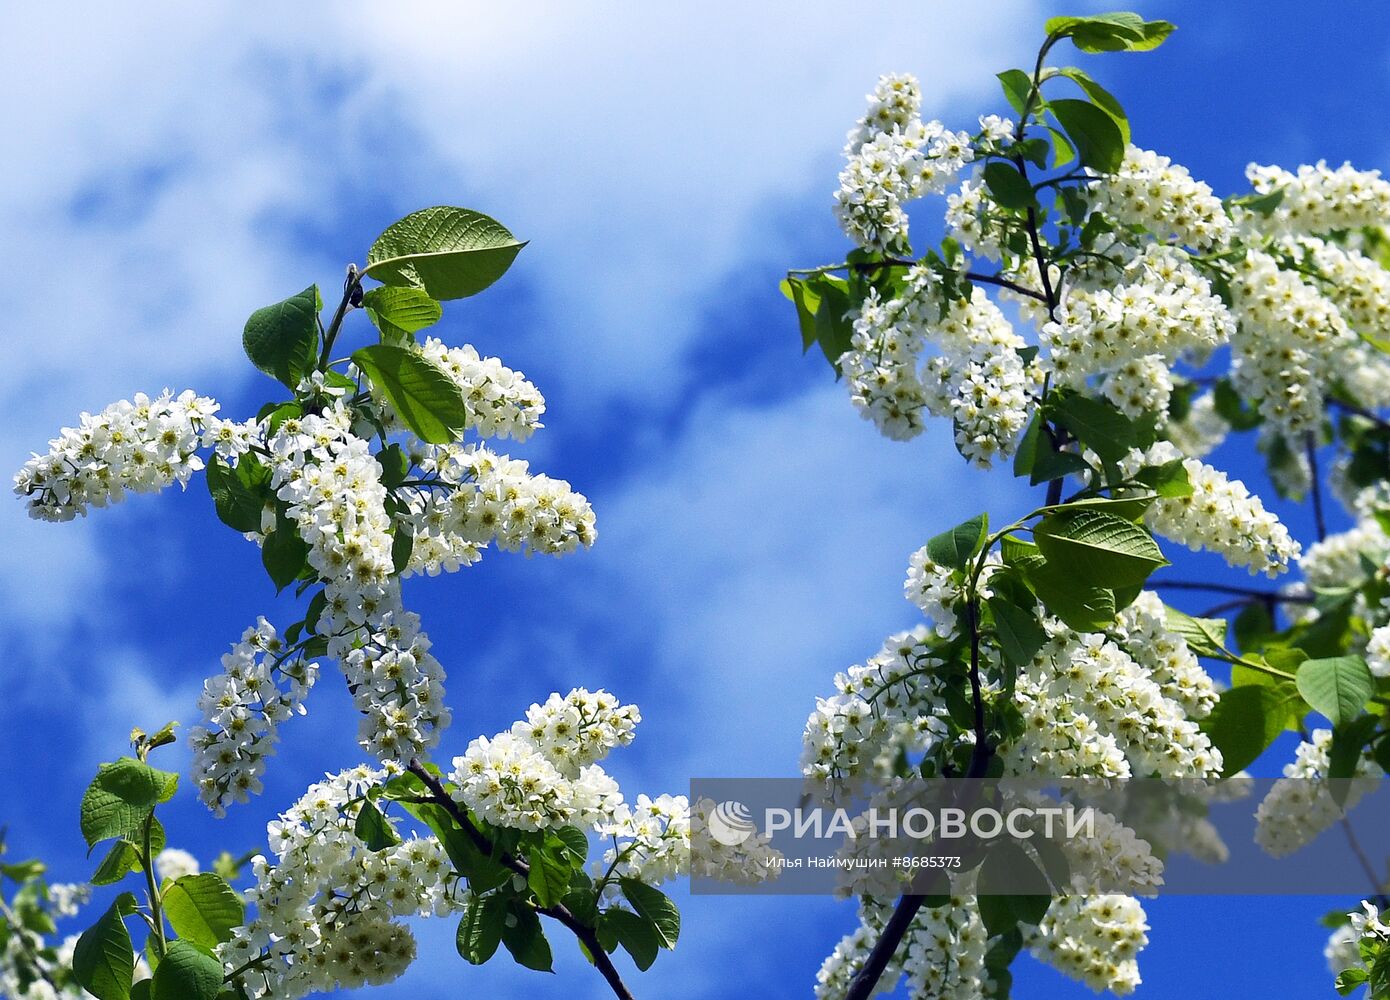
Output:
[707,800,757,847]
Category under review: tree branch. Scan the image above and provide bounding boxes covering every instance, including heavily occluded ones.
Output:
[406,761,636,1000]
[1150,579,1314,604]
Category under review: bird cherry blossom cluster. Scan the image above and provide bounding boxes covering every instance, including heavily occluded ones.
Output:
[788,11,1390,999]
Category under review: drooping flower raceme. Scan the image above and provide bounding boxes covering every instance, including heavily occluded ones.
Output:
[14,390,218,521]
[1254,729,1385,857]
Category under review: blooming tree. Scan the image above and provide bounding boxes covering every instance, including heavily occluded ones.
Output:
[6,207,772,1000]
[785,11,1390,999]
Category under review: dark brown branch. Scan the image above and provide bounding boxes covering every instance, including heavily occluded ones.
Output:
[1305,431,1327,543]
[843,600,994,1000]
[406,761,636,1000]
[1151,579,1314,604]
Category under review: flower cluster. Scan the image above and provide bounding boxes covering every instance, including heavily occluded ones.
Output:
[836,74,974,252]
[1088,145,1233,250]
[1122,442,1300,576]
[801,627,953,796]
[1041,243,1233,405]
[416,337,545,441]
[1006,625,1222,783]
[1254,729,1385,857]
[1115,591,1219,720]
[1028,894,1149,995]
[840,268,1036,463]
[1229,249,1353,438]
[449,687,632,832]
[221,765,459,999]
[1247,160,1390,237]
[608,795,781,888]
[190,618,318,815]
[1325,901,1390,983]
[14,390,218,521]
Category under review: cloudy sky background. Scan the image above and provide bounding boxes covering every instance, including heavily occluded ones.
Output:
[3,2,1389,997]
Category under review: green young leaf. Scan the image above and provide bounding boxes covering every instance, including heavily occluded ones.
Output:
[1023,559,1116,632]
[242,285,321,388]
[996,69,1034,116]
[781,276,823,353]
[981,162,1037,211]
[162,874,244,950]
[364,207,525,300]
[456,894,505,965]
[1201,684,1297,778]
[1048,98,1125,174]
[1163,606,1229,658]
[1034,508,1167,587]
[1048,393,1136,464]
[351,344,469,445]
[1132,459,1192,498]
[603,909,660,970]
[619,879,680,949]
[150,941,222,1000]
[1297,655,1376,727]
[811,278,854,375]
[987,596,1048,667]
[205,455,267,534]
[72,894,136,1000]
[261,514,310,593]
[1051,66,1130,143]
[91,839,146,887]
[81,759,178,849]
[391,524,414,576]
[361,286,443,345]
[500,904,553,972]
[526,836,573,909]
[375,444,411,489]
[926,514,989,571]
[1046,12,1175,53]
[353,800,401,852]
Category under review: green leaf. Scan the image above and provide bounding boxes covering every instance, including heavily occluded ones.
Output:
[811,278,854,375]
[619,879,680,949]
[977,843,1051,934]
[996,69,1033,116]
[150,941,222,1000]
[91,838,146,887]
[1046,126,1076,170]
[1024,558,1115,631]
[1046,13,1175,53]
[375,444,411,489]
[987,596,1047,667]
[1163,606,1228,658]
[1132,459,1192,498]
[1200,685,1293,778]
[72,895,136,1000]
[500,905,553,972]
[261,514,309,593]
[242,285,321,388]
[926,514,989,571]
[1297,656,1376,727]
[981,162,1036,211]
[456,894,505,965]
[1048,393,1136,464]
[527,836,573,909]
[1233,602,1275,653]
[205,455,266,534]
[1051,67,1130,144]
[781,276,823,353]
[391,524,414,576]
[162,874,243,950]
[602,909,659,970]
[351,344,469,445]
[361,286,443,345]
[552,827,589,866]
[1034,509,1167,587]
[81,759,178,850]
[365,207,525,300]
[1048,98,1125,174]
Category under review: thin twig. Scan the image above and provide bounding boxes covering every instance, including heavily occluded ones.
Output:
[405,762,636,1000]
[1150,580,1314,604]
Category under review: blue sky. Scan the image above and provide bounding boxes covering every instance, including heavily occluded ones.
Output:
[3,2,1389,997]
